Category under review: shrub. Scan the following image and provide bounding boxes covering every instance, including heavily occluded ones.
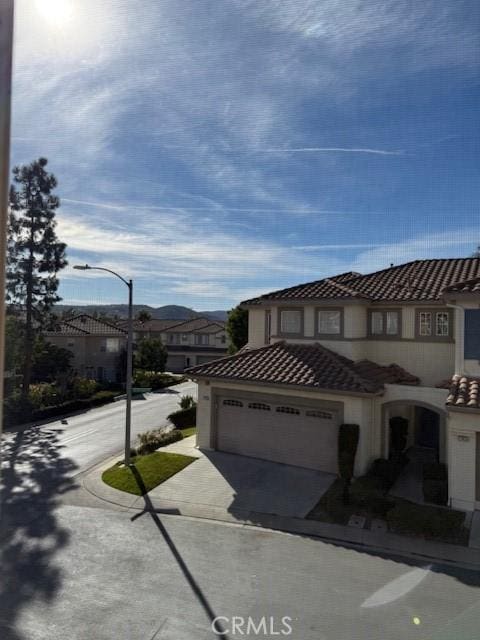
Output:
[386,501,466,542]
[28,383,64,409]
[423,462,447,481]
[136,428,183,455]
[389,416,408,460]
[70,377,98,399]
[423,479,448,505]
[133,371,185,390]
[168,405,197,429]
[179,395,195,410]
[338,423,359,503]
[350,475,395,516]
[367,458,404,491]
[90,390,117,406]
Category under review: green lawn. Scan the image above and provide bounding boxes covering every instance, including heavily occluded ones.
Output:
[180,426,196,438]
[102,451,197,496]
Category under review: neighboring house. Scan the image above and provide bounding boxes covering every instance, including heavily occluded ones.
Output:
[45,314,127,382]
[118,317,228,372]
[187,258,480,511]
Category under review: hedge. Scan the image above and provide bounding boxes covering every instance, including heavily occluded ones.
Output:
[167,405,197,429]
[387,501,467,543]
[136,428,183,455]
[367,457,404,492]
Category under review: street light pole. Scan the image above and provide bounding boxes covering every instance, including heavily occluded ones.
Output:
[74,264,133,466]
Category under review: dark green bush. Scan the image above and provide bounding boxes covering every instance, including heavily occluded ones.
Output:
[367,458,404,491]
[167,405,197,429]
[389,416,408,460]
[90,390,117,406]
[136,428,183,455]
[423,479,448,505]
[423,462,447,481]
[387,501,466,542]
[337,423,359,503]
[179,395,195,410]
[133,371,185,390]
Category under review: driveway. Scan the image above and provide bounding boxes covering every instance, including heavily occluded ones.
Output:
[149,437,335,519]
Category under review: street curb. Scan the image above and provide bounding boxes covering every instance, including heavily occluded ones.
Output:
[82,456,480,571]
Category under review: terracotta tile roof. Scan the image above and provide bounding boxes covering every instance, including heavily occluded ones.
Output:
[165,317,225,333]
[118,319,185,332]
[186,341,418,395]
[443,276,480,295]
[242,258,480,305]
[442,375,480,409]
[46,314,126,337]
[352,360,420,386]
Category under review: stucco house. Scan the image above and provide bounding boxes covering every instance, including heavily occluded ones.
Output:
[187,258,480,511]
[121,316,228,372]
[45,314,127,382]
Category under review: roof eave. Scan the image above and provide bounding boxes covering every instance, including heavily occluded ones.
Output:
[185,372,384,398]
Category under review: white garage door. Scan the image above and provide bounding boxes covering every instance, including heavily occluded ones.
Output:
[216,395,339,473]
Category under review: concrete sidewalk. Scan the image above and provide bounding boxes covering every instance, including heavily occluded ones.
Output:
[83,438,480,571]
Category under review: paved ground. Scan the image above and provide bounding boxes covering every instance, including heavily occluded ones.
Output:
[2,502,480,640]
[1,381,197,477]
[147,438,336,519]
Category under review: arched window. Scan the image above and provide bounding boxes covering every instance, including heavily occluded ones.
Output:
[276,406,300,415]
[306,410,333,419]
[222,399,243,407]
[248,402,271,411]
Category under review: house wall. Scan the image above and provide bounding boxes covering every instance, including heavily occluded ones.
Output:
[447,410,480,511]
[364,340,454,387]
[247,308,267,348]
[194,379,374,475]
[46,335,125,381]
[247,303,455,385]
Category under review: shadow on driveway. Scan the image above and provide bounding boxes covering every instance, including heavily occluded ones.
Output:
[0,425,78,640]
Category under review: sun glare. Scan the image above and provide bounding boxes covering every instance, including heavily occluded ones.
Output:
[35,0,75,28]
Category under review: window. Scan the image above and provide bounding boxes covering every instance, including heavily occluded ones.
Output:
[369,310,400,337]
[280,309,301,334]
[168,333,180,344]
[265,310,271,343]
[419,312,432,336]
[306,410,333,419]
[369,309,401,338]
[370,311,383,335]
[417,309,451,339]
[386,311,399,335]
[276,406,300,414]
[464,309,480,359]
[248,402,271,411]
[223,399,243,407]
[318,309,341,335]
[106,338,119,353]
[436,312,449,337]
[194,334,209,345]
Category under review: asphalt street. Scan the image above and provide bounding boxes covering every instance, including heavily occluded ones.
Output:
[1,380,197,475]
[1,381,480,640]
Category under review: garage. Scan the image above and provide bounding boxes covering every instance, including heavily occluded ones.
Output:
[216,393,340,472]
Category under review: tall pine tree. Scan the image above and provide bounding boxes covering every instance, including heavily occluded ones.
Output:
[7,158,67,396]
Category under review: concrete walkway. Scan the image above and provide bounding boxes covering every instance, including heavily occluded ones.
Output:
[83,438,480,571]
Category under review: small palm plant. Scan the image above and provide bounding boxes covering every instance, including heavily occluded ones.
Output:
[179,395,195,410]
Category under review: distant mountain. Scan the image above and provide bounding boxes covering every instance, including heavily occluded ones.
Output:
[53,303,228,322]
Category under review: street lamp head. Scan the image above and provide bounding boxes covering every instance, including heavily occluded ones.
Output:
[73,264,90,270]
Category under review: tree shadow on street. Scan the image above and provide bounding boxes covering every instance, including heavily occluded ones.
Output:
[130,465,229,639]
[0,425,78,640]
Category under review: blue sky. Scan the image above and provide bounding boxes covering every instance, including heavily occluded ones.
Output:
[11,0,480,310]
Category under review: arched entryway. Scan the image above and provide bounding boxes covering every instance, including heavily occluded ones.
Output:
[381,400,446,463]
